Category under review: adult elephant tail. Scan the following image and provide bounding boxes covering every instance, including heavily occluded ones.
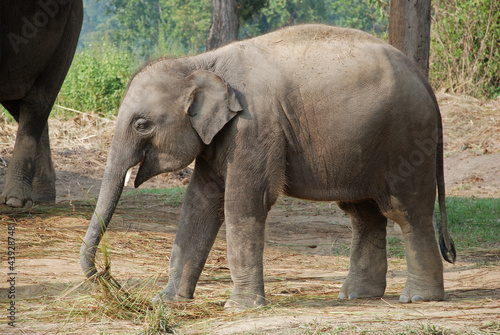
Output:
[436,110,456,264]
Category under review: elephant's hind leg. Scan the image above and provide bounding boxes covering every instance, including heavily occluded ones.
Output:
[383,196,444,303]
[337,200,387,299]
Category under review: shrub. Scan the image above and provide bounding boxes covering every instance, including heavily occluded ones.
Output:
[430,0,500,98]
[54,42,138,118]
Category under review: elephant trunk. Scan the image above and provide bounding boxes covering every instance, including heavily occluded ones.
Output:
[80,150,131,278]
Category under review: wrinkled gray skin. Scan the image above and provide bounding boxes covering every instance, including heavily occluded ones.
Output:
[81,25,456,308]
[0,0,83,207]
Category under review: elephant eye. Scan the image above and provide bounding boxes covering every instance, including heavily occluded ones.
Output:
[134,118,153,134]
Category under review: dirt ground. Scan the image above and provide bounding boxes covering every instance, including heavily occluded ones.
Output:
[1,93,499,334]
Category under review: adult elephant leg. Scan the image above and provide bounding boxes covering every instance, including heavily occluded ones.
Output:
[383,197,444,302]
[32,123,56,203]
[1,2,81,207]
[337,200,388,299]
[155,160,224,302]
[1,101,49,207]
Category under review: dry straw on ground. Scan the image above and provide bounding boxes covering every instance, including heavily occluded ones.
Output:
[438,93,500,154]
[1,106,115,154]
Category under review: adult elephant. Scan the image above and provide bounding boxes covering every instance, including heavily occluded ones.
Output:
[0,0,83,207]
[80,25,456,308]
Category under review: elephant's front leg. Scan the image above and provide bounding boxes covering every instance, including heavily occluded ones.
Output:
[221,136,285,309]
[155,162,224,302]
[223,177,282,308]
[224,209,267,309]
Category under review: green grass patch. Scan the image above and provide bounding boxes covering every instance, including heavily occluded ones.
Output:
[123,187,186,208]
[387,236,405,258]
[444,197,500,251]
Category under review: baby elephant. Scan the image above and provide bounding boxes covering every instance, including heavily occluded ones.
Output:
[81,24,455,308]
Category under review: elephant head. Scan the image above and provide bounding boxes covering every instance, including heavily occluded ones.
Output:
[80,65,242,277]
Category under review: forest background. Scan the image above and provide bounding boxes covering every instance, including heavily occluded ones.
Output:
[34,0,500,119]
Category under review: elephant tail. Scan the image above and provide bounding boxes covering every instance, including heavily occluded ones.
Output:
[436,109,456,264]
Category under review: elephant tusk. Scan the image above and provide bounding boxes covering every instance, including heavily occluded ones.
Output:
[124,167,133,187]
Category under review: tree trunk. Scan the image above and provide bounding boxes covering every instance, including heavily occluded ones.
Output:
[207,0,239,51]
[389,0,432,78]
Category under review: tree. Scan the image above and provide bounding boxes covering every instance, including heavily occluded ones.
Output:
[207,0,239,51]
[207,0,268,51]
[388,0,431,78]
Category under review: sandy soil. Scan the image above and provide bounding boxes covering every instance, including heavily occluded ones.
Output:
[0,93,499,334]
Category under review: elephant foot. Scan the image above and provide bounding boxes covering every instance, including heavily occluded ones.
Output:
[338,275,386,300]
[0,183,55,207]
[1,188,34,208]
[0,196,33,208]
[224,293,267,309]
[399,275,445,303]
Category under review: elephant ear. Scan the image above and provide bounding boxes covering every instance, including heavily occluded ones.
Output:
[186,70,243,145]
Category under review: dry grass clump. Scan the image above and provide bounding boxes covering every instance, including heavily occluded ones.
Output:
[0,112,17,163]
[1,106,115,155]
[438,93,500,154]
[49,105,116,152]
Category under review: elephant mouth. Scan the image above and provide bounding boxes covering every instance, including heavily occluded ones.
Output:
[124,153,147,187]
[134,149,162,188]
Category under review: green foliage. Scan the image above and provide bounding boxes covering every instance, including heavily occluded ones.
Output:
[430,0,500,98]
[242,0,329,38]
[329,0,389,37]
[241,0,388,39]
[98,0,212,56]
[158,0,212,54]
[82,0,389,58]
[103,0,164,56]
[236,0,269,22]
[79,0,111,49]
[54,42,137,117]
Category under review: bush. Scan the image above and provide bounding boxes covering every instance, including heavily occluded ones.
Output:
[54,42,138,118]
[430,0,500,98]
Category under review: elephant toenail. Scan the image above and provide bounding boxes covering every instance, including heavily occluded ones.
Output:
[412,295,424,302]
[7,197,23,208]
[348,293,358,299]
[399,295,410,303]
[338,292,347,300]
